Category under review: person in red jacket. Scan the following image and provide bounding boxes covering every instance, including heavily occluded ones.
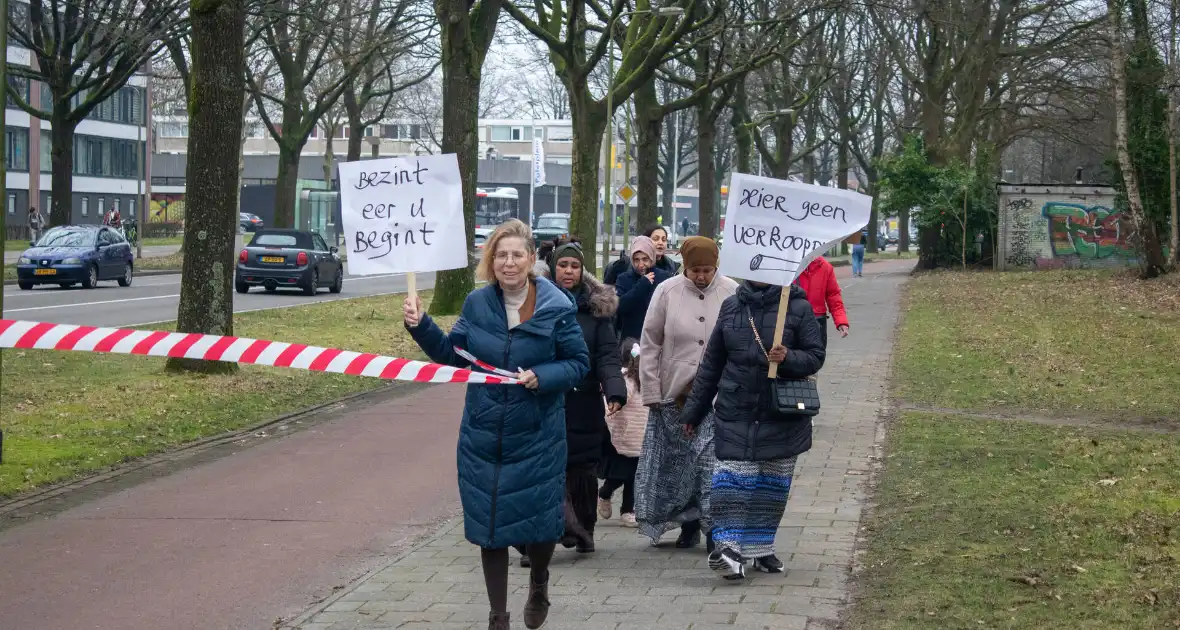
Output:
[793,257,849,348]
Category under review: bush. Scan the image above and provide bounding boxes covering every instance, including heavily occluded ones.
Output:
[144,221,182,238]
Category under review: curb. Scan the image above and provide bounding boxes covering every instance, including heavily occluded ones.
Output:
[0,382,418,519]
[3,268,181,286]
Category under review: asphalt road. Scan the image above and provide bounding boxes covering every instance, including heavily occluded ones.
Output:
[2,268,436,327]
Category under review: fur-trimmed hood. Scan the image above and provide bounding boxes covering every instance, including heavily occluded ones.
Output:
[536,265,618,319]
[576,273,618,319]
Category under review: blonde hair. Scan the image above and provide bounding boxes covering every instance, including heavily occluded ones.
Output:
[477,219,537,283]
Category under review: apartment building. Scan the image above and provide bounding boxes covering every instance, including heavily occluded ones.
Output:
[153,115,592,165]
[4,48,149,230]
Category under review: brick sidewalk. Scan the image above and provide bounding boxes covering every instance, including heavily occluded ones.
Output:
[289,263,910,630]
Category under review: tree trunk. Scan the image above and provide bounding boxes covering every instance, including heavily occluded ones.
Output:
[568,90,607,272]
[273,147,301,229]
[166,0,246,374]
[344,88,365,162]
[1109,0,1167,278]
[697,100,718,239]
[346,119,365,162]
[323,131,335,189]
[430,0,501,314]
[634,79,661,231]
[49,116,75,226]
[1170,0,1178,267]
[731,84,752,175]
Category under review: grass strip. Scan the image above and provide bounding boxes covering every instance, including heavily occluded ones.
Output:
[0,290,454,498]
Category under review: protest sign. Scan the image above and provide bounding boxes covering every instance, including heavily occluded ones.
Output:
[717,173,872,377]
[718,173,872,287]
[337,155,467,286]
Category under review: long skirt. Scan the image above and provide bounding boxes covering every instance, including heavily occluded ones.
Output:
[633,403,716,542]
[566,464,598,538]
[710,457,798,560]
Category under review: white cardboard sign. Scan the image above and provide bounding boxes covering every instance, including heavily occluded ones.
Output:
[719,173,872,285]
[337,154,467,275]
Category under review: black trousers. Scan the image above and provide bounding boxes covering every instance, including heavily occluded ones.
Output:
[599,477,635,513]
[816,315,829,349]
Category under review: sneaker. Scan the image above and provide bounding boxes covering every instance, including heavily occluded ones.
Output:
[620,512,638,528]
[708,548,746,581]
[752,554,784,573]
[597,497,612,520]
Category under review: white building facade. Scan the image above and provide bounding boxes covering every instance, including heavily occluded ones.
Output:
[5,43,149,231]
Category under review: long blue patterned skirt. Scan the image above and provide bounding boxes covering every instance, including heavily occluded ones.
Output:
[710,457,798,559]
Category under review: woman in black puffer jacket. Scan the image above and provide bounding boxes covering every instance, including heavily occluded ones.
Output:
[523,241,626,562]
[679,281,825,581]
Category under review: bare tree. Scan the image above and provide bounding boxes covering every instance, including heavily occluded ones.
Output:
[428,0,505,313]
[340,3,439,161]
[503,0,714,270]
[167,0,246,374]
[245,0,418,227]
[7,0,189,226]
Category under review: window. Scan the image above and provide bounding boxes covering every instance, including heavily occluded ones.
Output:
[82,197,89,217]
[7,76,29,108]
[313,234,329,251]
[490,126,512,141]
[114,199,121,215]
[253,233,303,247]
[548,126,573,142]
[382,124,422,140]
[99,198,105,216]
[7,194,14,215]
[159,123,188,137]
[70,135,141,177]
[39,131,50,172]
[5,127,28,171]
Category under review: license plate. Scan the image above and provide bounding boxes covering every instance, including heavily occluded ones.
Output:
[34,268,57,276]
[260,256,285,263]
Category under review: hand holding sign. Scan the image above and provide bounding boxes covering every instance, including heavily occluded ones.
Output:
[718,173,871,377]
[338,155,468,295]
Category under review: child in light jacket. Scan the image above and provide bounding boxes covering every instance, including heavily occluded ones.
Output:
[597,338,648,527]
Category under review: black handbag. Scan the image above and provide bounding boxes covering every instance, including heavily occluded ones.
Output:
[748,310,821,417]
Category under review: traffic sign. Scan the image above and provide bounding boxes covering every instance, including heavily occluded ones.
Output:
[616,183,636,203]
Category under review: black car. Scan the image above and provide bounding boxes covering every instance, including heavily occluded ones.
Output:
[240,212,265,232]
[235,229,343,295]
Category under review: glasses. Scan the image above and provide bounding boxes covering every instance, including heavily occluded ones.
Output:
[494,250,529,263]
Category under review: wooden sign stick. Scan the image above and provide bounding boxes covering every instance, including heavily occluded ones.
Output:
[406,271,417,299]
[767,287,792,378]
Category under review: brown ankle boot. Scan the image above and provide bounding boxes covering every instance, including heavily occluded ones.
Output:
[488,610,510,629]
[522,571,550,629]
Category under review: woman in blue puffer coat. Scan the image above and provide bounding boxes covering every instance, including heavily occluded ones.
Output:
[404,219,590,630]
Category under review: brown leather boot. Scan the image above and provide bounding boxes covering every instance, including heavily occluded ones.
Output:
[522,570,550,629]
[488,610,510,629]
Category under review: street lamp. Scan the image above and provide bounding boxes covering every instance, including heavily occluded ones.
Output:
[751,109,793,177]
[601,5,685,269]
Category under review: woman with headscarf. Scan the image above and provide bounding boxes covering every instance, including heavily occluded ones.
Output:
[613,235,673,341]
[604,225,681,284]
[633,236,739,549]
[524,241,626,558]
[403,219,590,629]
[679,280,825,581]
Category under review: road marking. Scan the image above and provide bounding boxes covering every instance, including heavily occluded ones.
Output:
[3,294,182,313]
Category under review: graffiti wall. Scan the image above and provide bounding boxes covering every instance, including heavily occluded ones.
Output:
[150,193,186,224]
[997,185,1139,270]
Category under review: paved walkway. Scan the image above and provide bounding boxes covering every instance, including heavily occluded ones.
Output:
[289,260,912,630]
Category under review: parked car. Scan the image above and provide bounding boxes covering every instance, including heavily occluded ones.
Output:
[240,212,265,232]
[532,213,571,247]
[235,229,343,296]
[474,226,493,250]
[15,225,134,290]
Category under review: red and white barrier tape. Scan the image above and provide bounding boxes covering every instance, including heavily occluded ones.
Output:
[0,319,520,385]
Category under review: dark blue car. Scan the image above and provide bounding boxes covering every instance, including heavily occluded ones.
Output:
[235,228,343,295]
[15,225,135,290]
